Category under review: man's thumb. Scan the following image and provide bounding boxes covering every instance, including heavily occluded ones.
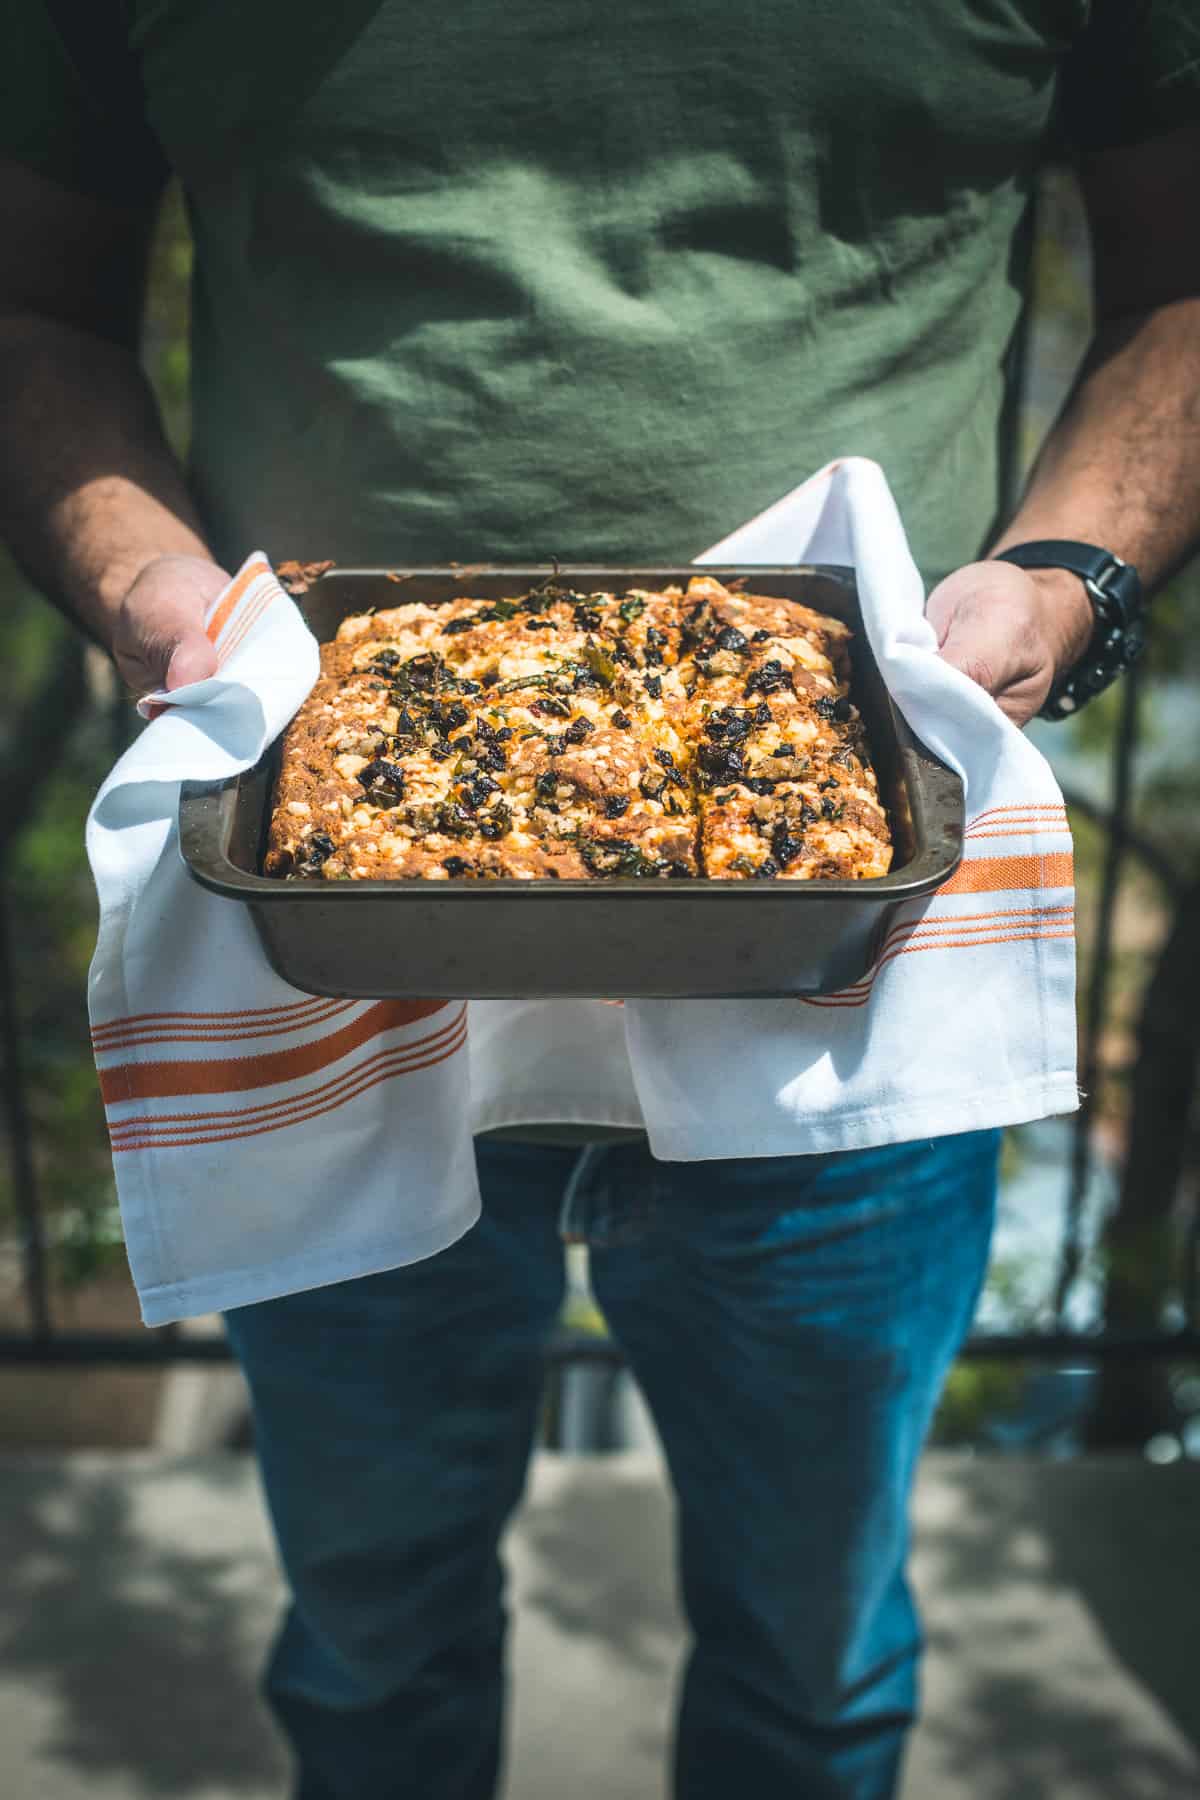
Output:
[164,631,219,691]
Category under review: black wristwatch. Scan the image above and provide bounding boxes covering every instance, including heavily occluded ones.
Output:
[992,540,1146,721]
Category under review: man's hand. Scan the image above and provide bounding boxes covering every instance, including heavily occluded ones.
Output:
[926,560,1094,728]
[113,553,229,695]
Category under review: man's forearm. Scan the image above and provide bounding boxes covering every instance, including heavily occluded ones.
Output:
[0,311,211,649]
[993,295,1200,605]
[928,293,1200,724]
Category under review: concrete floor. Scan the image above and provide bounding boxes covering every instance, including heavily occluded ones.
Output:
[1,1451,1197,1799]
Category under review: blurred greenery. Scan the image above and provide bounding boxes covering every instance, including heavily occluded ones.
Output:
[0,186,195,1299]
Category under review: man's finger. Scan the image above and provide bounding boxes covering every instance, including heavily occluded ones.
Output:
[116,553,230,693]
[165,631,219,690]
[934,604,1021,698]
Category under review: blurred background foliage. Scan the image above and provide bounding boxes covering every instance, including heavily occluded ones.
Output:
[0,172,1196,1451]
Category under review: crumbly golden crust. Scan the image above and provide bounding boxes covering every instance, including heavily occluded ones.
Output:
[265,577,893,882]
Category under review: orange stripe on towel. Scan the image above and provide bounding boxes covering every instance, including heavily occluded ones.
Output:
[109,1008,469,1148]
[110,1019,470,1152]
[92,992,351,1038]
[204,558,269,645]
[98,998,448,1105]
[216,587,277,666]
[937,852,1074,896]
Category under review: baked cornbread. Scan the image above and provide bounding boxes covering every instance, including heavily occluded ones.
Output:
[264,577,893,882]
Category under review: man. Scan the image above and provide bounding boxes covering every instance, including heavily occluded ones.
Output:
[1,4,1197,1796]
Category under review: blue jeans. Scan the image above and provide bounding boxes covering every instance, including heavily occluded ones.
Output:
[224,1130,999,1800]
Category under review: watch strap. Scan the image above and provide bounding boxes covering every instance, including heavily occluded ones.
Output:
[992,540,1145,720]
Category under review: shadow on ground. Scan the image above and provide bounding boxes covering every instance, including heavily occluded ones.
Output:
[2,1451,1197,1800]
[517,1456,679,1672]
[913,1458,1200,1800]
[0,1456,286,1795]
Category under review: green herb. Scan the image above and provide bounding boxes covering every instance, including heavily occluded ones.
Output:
[583,642,618,686]
[494,673,558,696]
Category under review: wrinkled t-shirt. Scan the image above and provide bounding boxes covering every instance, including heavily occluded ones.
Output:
[4,1,1198,585]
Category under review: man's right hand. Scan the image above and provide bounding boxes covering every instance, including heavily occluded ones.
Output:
[113,553,230,696]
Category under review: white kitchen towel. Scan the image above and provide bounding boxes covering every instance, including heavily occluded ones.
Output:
[621,456,1080,1156]
[86,555,480,1325]
[88,458,1078,1326]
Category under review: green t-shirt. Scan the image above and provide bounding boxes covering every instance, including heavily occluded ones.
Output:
[3,2,1198,580]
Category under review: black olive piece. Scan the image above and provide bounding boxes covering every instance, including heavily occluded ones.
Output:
[644,674,662,699]
[644,646,664,666]
[443,856,470,875]
[639,772,667,800]
[611,709,632,730]
[753,702,772,725]
[463,773,500,807]
[369,649,401,669]
[536,771,560,802]
[818,778,839,792]
[438,702,469,731]
[743,660,792,698]
[604,795,630,818]
[815,694,853,722]
[459,679,482,695]
[405,654,444,692]
[645,625,668,647]
[704,706,752,743]
[544,735,565,757]
[751,629,771,643]
[395,706,418,736]
[614,641,637,667]
[800,802,819,825]
[745,778,776,796]
[698,741,745,780]
[533,696,572,718]
[440,617,477,636]
[572,668,602,692]
[714,625,748,653]
[525,619,554,631]
[753,857,781,880]
[438,803,476,837]
[573,605,602,630]
[821,797,838,819]
[563,716,593,745]
[770,821,804,868]
[429,739,454,762]
[679,604,711,651]
[302,831,336,866]
[653,747,687,789]
[359,759,406,802]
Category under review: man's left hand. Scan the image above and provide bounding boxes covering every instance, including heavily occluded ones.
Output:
[926,559,1094,728]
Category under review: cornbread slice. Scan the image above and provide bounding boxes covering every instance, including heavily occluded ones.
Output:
[264,577,893,882]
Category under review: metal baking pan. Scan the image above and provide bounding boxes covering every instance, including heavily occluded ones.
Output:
[179,566,963,998]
